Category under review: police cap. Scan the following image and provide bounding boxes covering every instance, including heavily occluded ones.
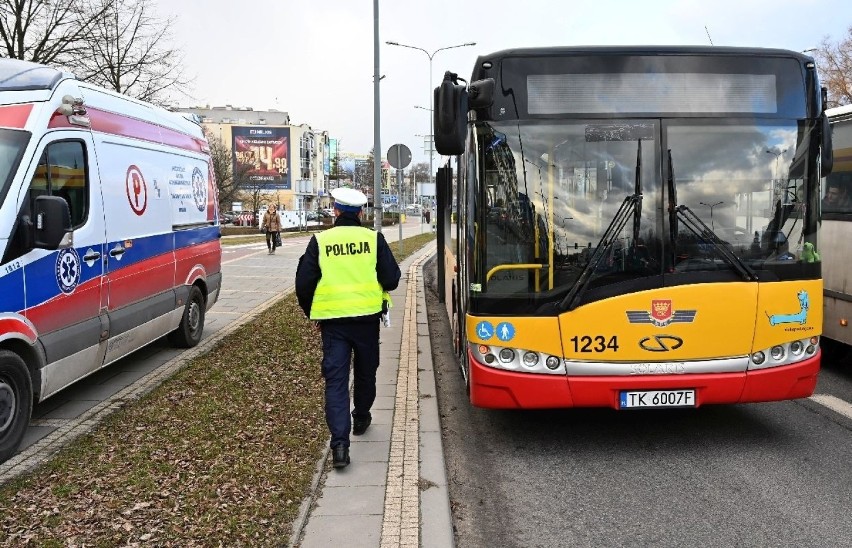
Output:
[332,188,368,212]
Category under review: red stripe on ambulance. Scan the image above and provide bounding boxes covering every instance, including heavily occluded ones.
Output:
[48,107,206,154]
[0,316,38,344]
[0,103,33,128]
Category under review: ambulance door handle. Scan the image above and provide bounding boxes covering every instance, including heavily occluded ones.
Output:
[83,251,101,261]
[109,246,125,258]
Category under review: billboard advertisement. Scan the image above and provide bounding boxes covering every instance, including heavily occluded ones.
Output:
[232,126,290,190]
[324,141,330,176]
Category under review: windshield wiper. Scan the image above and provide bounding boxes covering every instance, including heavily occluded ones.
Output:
[632,140,643,249]
[561,193,642,311]
[561,139,646,311]
[675,205,759,281]
[667,151,757,281]
[666,150,678,267]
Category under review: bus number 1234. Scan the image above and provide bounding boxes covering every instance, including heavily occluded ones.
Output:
[570,335,619,353]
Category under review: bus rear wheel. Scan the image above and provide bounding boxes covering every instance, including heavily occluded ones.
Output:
[0,350,33,464]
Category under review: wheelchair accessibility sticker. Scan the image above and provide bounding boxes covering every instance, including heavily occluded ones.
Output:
[496,322,515,342]
[476,321,494,341]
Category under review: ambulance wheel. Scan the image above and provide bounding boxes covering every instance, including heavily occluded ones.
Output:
[169,286,206,348]
[0,351,33,464]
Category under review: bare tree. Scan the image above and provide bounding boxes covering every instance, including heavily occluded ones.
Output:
[364,147,377,197]
[211,130,275,224]
[411,161,430,181]
[242,186,275,225]
[74,0,189,104]
[329,154,344,189]
[814,26,852,108]
[206,130,251,211]
[0,0,114,64]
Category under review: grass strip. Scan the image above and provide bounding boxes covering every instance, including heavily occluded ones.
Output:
[0,232,434,546]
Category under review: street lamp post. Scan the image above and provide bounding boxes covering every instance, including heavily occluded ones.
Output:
[412,107,433,204]
[765,148,787,179]
[386,40,476,202]
[373,0,382,232]
[699,201,724,231]
[766,148,788,202]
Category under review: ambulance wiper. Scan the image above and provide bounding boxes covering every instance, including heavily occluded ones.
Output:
[561,193,642,311]
[675,205,758,281]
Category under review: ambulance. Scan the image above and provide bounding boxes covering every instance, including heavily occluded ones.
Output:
[0,59,222,463]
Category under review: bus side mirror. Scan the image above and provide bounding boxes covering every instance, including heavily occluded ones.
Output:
[33,195,73,249]
[821,114,833,176]
[468,78,494,109]
[434,72,468,156]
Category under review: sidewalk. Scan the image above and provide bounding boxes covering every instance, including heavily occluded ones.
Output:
[291,243,453,548]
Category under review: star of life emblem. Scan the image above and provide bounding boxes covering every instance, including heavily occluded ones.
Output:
[626,299,697,328]
[191,167,207,212]
[56,248,81,294]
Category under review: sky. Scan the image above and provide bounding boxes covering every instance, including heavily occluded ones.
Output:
[161,0,851,166]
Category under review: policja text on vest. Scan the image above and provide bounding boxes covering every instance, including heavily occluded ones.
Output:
[324,241,372,256]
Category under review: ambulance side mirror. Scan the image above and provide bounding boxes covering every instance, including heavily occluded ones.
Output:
[33,195,73,249]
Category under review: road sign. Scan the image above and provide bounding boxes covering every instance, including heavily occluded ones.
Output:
[387,143,411,170]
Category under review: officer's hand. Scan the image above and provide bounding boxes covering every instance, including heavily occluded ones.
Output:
[313,321,321,332]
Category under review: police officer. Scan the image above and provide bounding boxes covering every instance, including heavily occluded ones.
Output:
[295,188,401,468]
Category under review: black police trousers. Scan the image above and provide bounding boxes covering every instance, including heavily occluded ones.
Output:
[320,320,380,448]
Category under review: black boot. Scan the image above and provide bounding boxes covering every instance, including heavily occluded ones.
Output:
[352,414,372,436]
[332,446,350,468]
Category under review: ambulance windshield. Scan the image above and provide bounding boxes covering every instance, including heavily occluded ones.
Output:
[0,129,31,209]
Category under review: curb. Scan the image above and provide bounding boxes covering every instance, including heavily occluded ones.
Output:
[415,251,454,548]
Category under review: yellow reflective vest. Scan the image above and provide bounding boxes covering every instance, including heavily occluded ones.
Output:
[311,226,383,320]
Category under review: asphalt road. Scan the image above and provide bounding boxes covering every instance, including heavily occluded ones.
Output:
[423,258,852,548]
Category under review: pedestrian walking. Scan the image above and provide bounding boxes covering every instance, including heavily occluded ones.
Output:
[261,204,281,254]
[295,188,401,468]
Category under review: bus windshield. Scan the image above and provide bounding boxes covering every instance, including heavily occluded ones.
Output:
[471,118,816,313]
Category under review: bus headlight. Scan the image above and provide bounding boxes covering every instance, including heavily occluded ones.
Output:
[789,340,804,356]
[749,336,818,370]
[468,344,563,375]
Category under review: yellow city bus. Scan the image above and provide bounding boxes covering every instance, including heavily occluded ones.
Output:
[433,46,834,409]
[821,105,852,356]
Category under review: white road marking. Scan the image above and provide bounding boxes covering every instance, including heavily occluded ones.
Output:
[809,394,852,421]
